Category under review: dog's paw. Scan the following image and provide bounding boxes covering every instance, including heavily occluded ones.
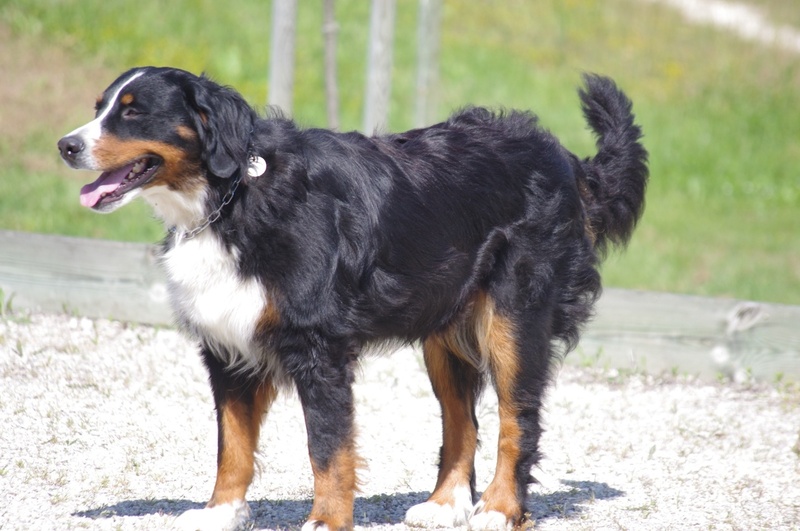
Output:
[405,501,468,528]
[173,500,251,531]
[300,520,329,531]
[405,486,472,528]
[467,501,515,531]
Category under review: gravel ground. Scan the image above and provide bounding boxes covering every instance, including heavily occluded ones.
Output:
[1,312,798,530]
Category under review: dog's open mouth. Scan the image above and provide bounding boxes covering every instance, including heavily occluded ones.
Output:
[79,156,161,209]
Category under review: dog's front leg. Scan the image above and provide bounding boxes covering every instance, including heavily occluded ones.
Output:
[175,348,277,531]
[291,351,360,531]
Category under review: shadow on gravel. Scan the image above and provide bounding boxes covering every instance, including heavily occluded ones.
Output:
[250,492,431,527]
[72,500,206,520]
[75,481,621,526]
[528,479,624,523]
[74,498,204,519]
[73,492,430,526]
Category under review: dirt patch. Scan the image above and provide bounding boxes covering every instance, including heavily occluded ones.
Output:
[0,24,111,158]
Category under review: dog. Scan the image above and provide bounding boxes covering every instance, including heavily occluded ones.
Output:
[58,67,647,531]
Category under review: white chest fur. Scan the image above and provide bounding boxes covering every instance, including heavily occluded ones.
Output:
[162,232,268,372]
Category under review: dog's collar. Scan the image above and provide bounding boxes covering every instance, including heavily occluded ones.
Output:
[170,150,266,242]
[171,170,242,242]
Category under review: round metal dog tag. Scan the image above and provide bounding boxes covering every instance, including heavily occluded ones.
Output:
[247,156,267,178]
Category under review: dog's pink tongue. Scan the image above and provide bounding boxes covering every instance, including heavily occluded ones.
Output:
[79,164,133,208]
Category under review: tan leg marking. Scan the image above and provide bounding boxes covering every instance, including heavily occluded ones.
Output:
[308,444,362,530]
[423,336,478,505]
[475,294,525,524]
[208,382,277,507]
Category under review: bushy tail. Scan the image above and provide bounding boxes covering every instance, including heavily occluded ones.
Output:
[577,74,649,255]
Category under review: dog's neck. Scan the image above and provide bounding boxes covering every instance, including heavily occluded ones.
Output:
[168,171,243,243]
[140,179,207,231]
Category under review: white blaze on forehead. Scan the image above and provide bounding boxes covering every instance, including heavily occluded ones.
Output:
[65,70,145,146]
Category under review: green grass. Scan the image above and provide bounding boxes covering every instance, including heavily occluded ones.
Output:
[1,0,798,304]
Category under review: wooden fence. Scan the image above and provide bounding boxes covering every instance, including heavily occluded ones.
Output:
[267,0,442,130]
[1,230,798,383]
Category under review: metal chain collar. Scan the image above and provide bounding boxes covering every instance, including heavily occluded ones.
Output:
[172,171,242,242]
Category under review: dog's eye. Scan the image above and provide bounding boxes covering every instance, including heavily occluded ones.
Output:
[122,108,142,119]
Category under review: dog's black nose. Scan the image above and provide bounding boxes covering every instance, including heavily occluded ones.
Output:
[58,136,85,161]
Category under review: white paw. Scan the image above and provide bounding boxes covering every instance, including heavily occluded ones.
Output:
[468,501,514,531]
[173,500,251,531]
[406,501,468,528]
[405,485,473,528]
[301,520,329,531]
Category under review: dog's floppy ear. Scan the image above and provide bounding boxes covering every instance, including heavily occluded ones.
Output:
[185,75,255,178]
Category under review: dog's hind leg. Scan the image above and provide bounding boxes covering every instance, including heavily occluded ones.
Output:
[469,295,552,531]
[174,348,276,531]
[404,335,483,528]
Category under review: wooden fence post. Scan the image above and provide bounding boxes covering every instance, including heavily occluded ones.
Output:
[415,0,442,127]
[363,0,396,133]
[323,0,340,129]
[269,0,298,114]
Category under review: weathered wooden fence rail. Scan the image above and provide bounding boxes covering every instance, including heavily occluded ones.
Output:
[0,230,171,324]
[1,230,798,382]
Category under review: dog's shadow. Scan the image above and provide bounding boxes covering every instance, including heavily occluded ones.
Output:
[74,480,622,527]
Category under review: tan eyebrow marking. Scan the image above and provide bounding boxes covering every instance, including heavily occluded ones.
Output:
[176,125,197,140]
[120,93,134,106]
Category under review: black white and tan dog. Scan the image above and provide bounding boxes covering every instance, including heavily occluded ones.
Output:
[58,66,647,530]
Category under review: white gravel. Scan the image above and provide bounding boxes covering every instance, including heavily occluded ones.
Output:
[1,312,798,530]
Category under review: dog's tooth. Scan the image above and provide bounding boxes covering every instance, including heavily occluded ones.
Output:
[127,160,145,180]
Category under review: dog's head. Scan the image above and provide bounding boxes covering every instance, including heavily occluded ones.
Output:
[58,67,255,225]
